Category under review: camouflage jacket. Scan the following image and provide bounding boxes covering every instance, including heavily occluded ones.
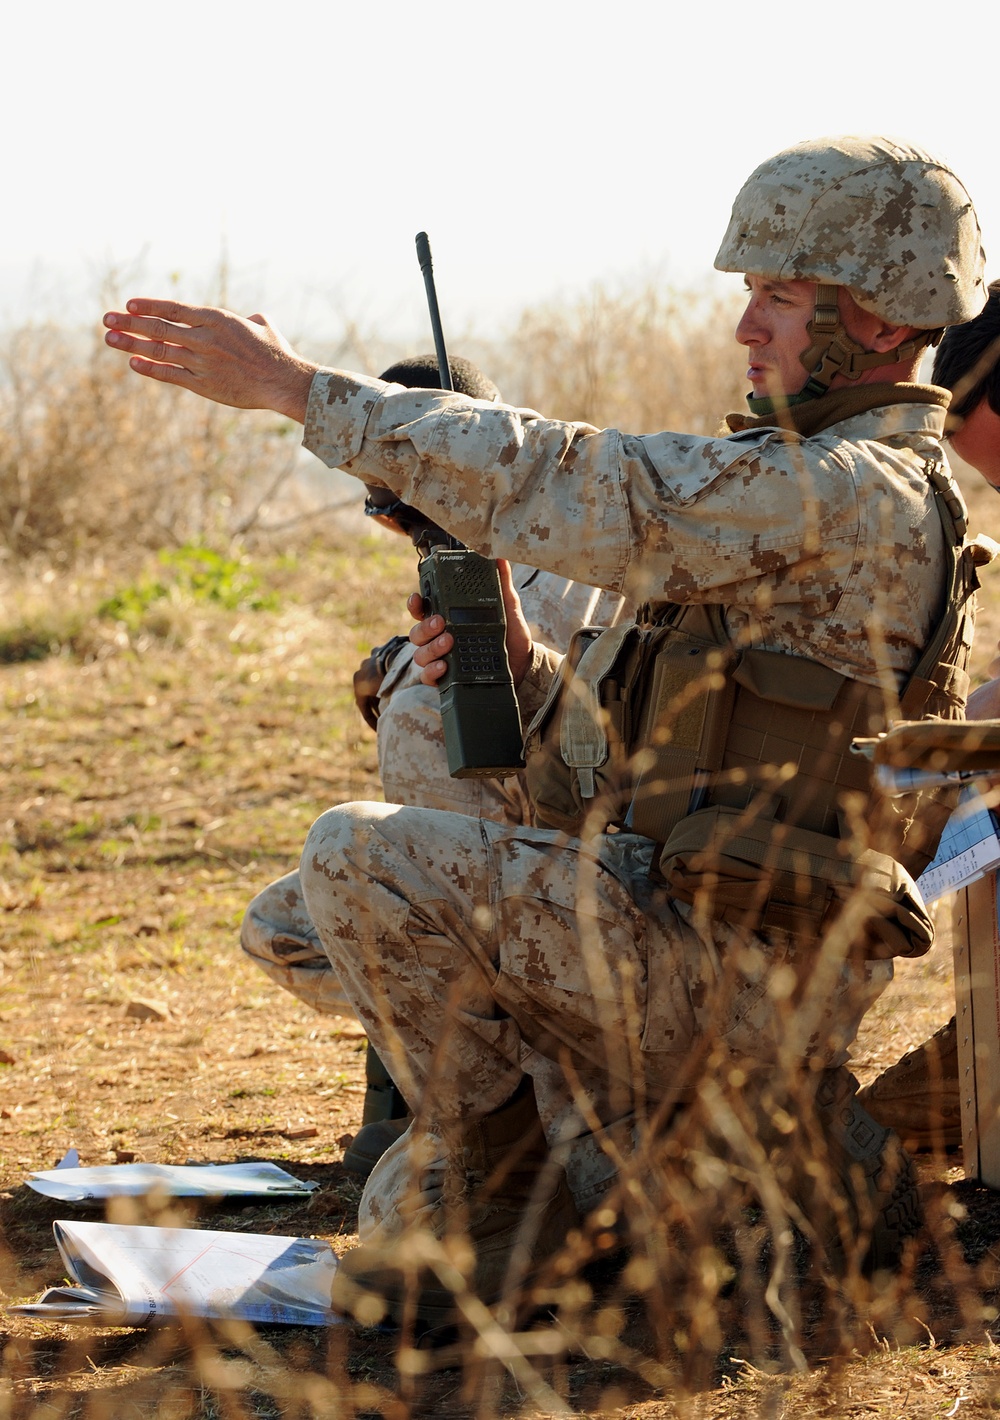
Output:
[304,374,953,691]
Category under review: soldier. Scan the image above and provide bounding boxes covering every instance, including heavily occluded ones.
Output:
[243,351,624,1186]
[104,135,988,1326]
[937,278,1000,494]
[353,354,625,821]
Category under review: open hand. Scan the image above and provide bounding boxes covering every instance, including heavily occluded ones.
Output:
[103,300,317,422]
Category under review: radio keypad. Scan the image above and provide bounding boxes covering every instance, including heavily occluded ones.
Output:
[455,632,504,676]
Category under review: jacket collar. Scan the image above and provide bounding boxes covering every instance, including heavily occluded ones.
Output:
[724,382,950,440]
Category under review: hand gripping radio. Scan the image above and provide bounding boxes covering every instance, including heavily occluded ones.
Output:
[418,545,525,777]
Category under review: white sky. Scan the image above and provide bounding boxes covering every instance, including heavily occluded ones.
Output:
[6,0,999,352]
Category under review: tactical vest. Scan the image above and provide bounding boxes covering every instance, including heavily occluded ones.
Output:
[523,457,989,959]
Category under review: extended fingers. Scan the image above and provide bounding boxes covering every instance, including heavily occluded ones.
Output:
[103,300,235,351]
[104,311,198,368]
[105,311,191,339]
[104,329,192,368]
[121,298,217,324]
[124,354,198,388]
[103,296,316,418]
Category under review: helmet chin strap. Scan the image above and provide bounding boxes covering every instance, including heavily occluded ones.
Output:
[797,284,941,399]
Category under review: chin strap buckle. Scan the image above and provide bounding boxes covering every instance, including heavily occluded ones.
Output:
[812,285,840,333]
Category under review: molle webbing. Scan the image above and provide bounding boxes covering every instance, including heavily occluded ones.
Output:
[523,451,984,949]
[626,615,892,851]
[650,456,980,880]
[704,658,881,839]
[626,608,734,843]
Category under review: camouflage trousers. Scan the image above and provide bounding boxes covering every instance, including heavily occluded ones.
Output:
[241,864,623,1213]
[296,802,892,1233]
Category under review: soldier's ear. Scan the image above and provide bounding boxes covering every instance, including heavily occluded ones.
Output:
[869,320,922,354]
[840,289,920,354]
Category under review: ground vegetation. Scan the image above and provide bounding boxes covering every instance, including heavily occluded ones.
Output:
[2,284,1000,1416]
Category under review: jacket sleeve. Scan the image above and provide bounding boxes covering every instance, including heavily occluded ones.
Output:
[303,370,861,609]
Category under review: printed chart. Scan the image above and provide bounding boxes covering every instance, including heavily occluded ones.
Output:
[917,788,1000,903]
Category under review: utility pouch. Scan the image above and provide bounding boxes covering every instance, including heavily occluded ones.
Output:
[628,623,735,843]
[659,805,934,958]
[524,605,737,840]
[524,621,653,836]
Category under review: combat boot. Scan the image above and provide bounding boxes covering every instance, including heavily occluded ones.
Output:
[342,1116,412,1178]
[342,1044,413,1177]
[360,1043,409,1126]
[856,1017,960,1151]
[811,1065,923,1274]
[331,1076,579,1328]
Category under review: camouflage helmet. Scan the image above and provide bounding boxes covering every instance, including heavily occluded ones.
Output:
[716,136,986,400]
[715,135,986,329]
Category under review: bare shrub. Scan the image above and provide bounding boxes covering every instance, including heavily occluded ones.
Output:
[488,278,748,434]
[0,319,310,566]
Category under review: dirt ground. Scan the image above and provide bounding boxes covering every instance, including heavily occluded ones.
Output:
[4,478,1000,1416]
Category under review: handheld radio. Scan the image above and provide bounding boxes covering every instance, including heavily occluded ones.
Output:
[414,232,525,778]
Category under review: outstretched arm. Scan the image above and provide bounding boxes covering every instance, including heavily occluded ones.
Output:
[103,300,317,423]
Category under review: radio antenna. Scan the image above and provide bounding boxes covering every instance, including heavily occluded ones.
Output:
[415,231,454,392]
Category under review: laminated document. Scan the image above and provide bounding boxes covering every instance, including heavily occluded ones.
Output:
[917,787,1000,904]
[26,1159,318,1203]
[10,1221,341,1326]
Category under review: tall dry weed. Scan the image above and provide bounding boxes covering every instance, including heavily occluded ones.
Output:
[489,279,747,434]
[3,279,993,1415]
[0,322,307,566]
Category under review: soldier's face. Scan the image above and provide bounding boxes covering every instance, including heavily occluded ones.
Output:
[736,276,817,399]
[949,395,1000,488]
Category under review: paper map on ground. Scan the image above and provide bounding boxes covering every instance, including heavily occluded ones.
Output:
[9,1221,342,1325]
[26,1160,319,1202]
[917,787,1000,904]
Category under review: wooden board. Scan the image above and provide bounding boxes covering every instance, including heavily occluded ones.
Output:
[954,875,1000,1184]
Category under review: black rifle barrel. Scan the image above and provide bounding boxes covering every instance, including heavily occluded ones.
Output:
[415,231,454,392]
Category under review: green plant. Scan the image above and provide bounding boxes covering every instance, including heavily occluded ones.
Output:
[97,572,169,627]
[98,544,280,630]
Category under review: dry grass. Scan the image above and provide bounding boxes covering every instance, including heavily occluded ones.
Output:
[490,281,748,435]
[3,292,1000,1416]
[1,523,1000,1416]
[0,276,747,569]
[0,325,303,564]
